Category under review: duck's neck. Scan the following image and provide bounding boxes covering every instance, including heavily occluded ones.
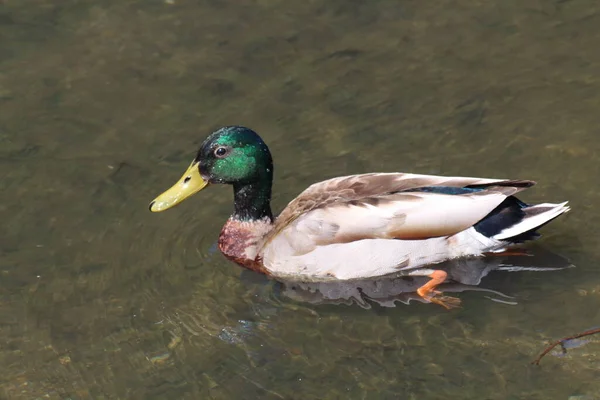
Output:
[219,179,274,274]
[232,179,274,223]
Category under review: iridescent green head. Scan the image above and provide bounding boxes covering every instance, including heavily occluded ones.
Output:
[150,126,274,221]
[195,126,273,185]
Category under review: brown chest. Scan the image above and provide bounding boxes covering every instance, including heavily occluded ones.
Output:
[217,219,271,275]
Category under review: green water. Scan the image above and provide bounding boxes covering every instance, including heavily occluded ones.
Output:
[2,0,600,398]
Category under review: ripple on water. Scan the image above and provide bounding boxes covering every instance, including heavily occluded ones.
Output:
[143,201,225,269]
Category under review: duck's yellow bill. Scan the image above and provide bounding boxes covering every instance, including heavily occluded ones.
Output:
[149,161,208,212]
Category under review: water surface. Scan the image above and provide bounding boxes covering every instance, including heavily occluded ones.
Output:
[2,0,600,399]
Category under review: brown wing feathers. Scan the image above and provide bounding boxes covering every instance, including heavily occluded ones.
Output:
[262,174,533,246]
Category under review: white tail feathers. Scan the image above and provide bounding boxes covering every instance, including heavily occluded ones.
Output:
[492,201,570,240]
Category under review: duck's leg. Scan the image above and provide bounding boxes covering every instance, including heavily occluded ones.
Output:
[408,268,461,309]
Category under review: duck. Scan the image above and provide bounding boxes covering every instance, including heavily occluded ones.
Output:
[149,126,570,308]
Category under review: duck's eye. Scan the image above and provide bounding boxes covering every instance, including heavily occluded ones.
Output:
[214,147,229,158]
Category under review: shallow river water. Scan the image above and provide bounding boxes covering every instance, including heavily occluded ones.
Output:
[2,1,600,399]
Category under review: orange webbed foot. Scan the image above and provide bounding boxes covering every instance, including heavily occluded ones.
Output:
[428,293,462,309]
[416,270,461,310]
[485,249,532,257]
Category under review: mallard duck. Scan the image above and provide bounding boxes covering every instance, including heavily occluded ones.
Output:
[150,126,569,308]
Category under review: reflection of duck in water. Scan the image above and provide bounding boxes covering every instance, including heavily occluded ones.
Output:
[150,126,570,308]
[277,246,573,308]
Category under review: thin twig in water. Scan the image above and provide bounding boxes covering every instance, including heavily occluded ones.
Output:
[532,327,600,365]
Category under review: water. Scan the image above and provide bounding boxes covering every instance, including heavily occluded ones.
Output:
[2,0,600,398]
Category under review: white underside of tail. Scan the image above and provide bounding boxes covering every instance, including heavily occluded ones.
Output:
[492,202,570,240]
